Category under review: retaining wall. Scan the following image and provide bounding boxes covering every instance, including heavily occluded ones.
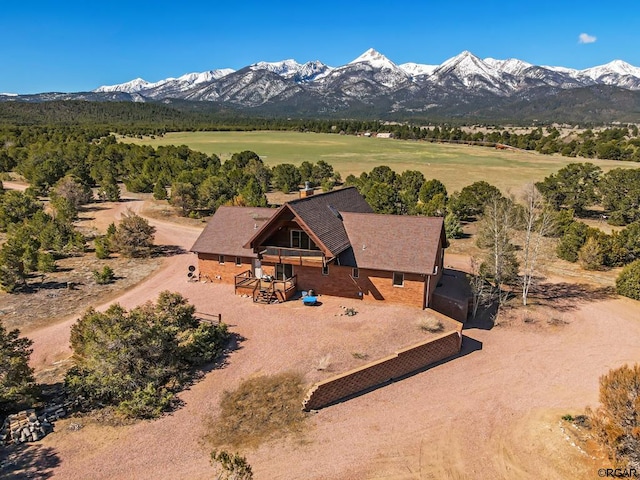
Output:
[302,314,463,411]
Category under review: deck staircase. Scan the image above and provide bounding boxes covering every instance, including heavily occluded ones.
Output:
[254,288,277,304]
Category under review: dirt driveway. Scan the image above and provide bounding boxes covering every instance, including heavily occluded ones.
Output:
[15,199,640,480]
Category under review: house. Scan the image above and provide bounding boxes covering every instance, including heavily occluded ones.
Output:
[190,187,447,310]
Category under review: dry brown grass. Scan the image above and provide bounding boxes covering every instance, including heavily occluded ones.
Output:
[207,372,308,449]
[418,317,444,333]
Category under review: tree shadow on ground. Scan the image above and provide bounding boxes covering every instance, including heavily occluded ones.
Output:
[79,204,111,213]
[529,282,615,312]
[184,332,245,390]
[152,245,186,257]
[0,444,60,480]
[463,300,499,331]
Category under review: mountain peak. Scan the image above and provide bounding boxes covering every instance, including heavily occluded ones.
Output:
[349,48,397,69]
[584,59,640,76]
[94,77,152,93]
[436,50,493,76]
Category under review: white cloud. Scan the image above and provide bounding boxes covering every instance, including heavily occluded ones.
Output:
[578,33,597,44]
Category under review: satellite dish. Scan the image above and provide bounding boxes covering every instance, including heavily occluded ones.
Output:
[188,265,196,272]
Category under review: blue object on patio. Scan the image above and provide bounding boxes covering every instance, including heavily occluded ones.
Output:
[302,296,318,306]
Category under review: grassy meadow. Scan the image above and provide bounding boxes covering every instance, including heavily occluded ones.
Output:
[123,131,638,193]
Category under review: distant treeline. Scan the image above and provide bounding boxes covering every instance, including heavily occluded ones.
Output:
[0,101,639,161]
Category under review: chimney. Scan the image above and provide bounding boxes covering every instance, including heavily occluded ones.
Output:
[299,181,314,199]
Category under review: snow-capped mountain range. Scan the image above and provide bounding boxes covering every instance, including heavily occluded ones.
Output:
[94,48,640,99]
[4,48,640,121]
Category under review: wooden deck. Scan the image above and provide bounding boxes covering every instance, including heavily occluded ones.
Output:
[234,270,298,303]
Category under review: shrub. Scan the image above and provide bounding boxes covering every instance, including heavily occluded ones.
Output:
[578,237,605,270]
[66,291,229,418]
[37,251,56,273]
[94,236,110,259]
[616,259,640,300]
[589,364,640,468]
[444,212,464,239]
[111,209,156,258]
[0,323,37,416]
[419,317,444,333]
[211,450,253,480]
[556,221,589,262]
[153,182,168,200]
[93,265,115,284]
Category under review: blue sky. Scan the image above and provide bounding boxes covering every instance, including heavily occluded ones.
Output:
[2,1,639,94]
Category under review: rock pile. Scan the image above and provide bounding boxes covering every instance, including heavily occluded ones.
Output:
[0,409,54,445]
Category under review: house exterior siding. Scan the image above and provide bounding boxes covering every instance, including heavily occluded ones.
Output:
[198,253,253,284]
[283,264,428,309]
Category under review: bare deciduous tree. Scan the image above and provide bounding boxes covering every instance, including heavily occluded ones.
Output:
[520,183,555,306]
[468,256,491,319]
[476,193,519,305]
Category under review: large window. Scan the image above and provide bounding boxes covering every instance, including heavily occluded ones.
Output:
[218,255,225,264]
[235,257,242,267]
[290,230,317,250]
[275,263,294,280]
[392,272,404,287]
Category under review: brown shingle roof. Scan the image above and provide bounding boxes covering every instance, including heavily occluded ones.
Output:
[190,206,276,257]
[341,213,445,274]
[286,187,373,257]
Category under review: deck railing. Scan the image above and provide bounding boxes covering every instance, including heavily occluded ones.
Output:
[260,246,324,264]
[234,270,259,294]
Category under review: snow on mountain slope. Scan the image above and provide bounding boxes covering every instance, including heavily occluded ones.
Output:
[251,59,332,82]
[182,68,297,106]
[314,48,412,92]
[94,69,234,95]
[581,60,640,80]
[95,78,153,93]
[484,58,533,76]
[579,60,640,89]
[430,51,514,93]
[175,69,235,85]
[399,62,438,77]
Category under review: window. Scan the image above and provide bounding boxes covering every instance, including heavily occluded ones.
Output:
[392,272,404,287]
[290,230,317,250]
[218,255,225,264]
[352,268,359,279]
[322,264,329,276]
[235,257,242,267]
[275,263,294,280]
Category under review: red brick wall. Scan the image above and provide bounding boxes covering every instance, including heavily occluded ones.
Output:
[280,264,429,309]
[302,319,463,411]
[360,269,426,309]
[198,254,253,284]
[200,254,436,309]
[295,264,361,298]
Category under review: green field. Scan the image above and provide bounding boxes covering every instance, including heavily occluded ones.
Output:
[123,131,638,193]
